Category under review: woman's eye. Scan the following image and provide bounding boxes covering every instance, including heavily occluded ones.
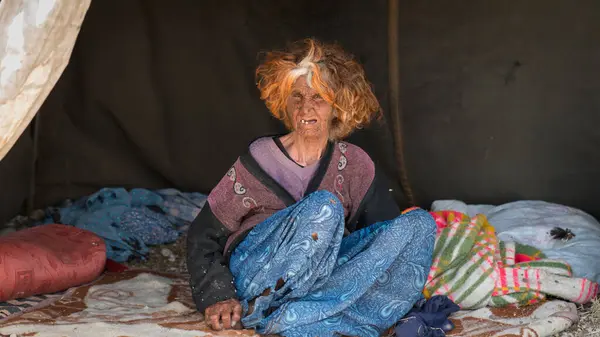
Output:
[313,94,323,101]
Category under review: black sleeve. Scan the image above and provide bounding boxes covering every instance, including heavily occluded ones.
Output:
[348,167,403,232]
[186,203,238,312]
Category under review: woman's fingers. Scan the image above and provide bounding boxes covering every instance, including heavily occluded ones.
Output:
[208,312,222,331]
[221,309,232,329]
[232,302,243,329]
[205,299,243,331]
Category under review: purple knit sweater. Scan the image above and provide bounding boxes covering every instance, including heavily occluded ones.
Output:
[249,137,319,201]
[208,140,375,252]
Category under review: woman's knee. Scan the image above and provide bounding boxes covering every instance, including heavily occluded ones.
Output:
[305,190,337,201]
[399,208,437,236]
[304,190,343,209]
[418,211,437,238]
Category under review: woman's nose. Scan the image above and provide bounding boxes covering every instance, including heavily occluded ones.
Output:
[300,99,315,113]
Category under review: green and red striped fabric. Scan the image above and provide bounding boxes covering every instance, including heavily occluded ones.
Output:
[424,211,598,308]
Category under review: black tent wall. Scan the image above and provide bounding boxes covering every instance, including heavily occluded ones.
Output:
[1,0,599,224]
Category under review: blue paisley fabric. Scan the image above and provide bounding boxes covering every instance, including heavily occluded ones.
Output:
[229,190,437,337]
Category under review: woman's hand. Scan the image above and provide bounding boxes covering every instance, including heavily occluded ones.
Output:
[204,298,243,331]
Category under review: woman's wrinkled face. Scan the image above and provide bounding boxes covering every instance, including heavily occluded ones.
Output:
[286,76,333,138]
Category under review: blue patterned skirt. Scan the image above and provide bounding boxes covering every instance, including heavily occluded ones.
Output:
[229,191,436,337]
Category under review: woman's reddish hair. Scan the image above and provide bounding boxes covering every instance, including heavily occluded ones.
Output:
[256,38,381,140]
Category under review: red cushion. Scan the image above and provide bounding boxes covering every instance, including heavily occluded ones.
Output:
[0,224,106,301]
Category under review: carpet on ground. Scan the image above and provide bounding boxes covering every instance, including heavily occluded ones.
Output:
[446,300,579,337]
[0,270,257,337]
[0,270,580,337]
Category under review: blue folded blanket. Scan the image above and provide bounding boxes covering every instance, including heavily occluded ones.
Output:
[38,187,206,262]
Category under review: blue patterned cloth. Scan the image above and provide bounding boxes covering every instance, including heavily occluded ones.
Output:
[38,188,207,262]
[230,190,437,337]
[155,188,207,231]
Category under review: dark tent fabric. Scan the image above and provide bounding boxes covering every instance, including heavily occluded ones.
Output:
[1,0,600,224]
[0,129,33,223]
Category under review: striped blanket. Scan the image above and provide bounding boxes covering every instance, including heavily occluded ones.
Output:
[424,211,598,309]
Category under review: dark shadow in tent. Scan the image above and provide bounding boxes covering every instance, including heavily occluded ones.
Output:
[1,0,600,223]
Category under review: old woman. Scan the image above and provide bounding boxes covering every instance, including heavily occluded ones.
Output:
[187,39,437,337]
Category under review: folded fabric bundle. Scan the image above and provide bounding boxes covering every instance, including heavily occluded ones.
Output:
[395,295,460,337]
[154,188,207,231]
[431,200,600,283]
[36,187,207,262]
[425,211,598,309]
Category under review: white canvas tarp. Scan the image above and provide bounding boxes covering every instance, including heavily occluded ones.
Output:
[0,0,90,162]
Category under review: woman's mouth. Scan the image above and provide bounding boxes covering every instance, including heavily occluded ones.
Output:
[300,119,317,125]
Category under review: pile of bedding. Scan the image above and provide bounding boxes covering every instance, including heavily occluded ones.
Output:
[390,209,597,337]
[425,211,597,308]
[4,187,207,262]
[432,200,600,284]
